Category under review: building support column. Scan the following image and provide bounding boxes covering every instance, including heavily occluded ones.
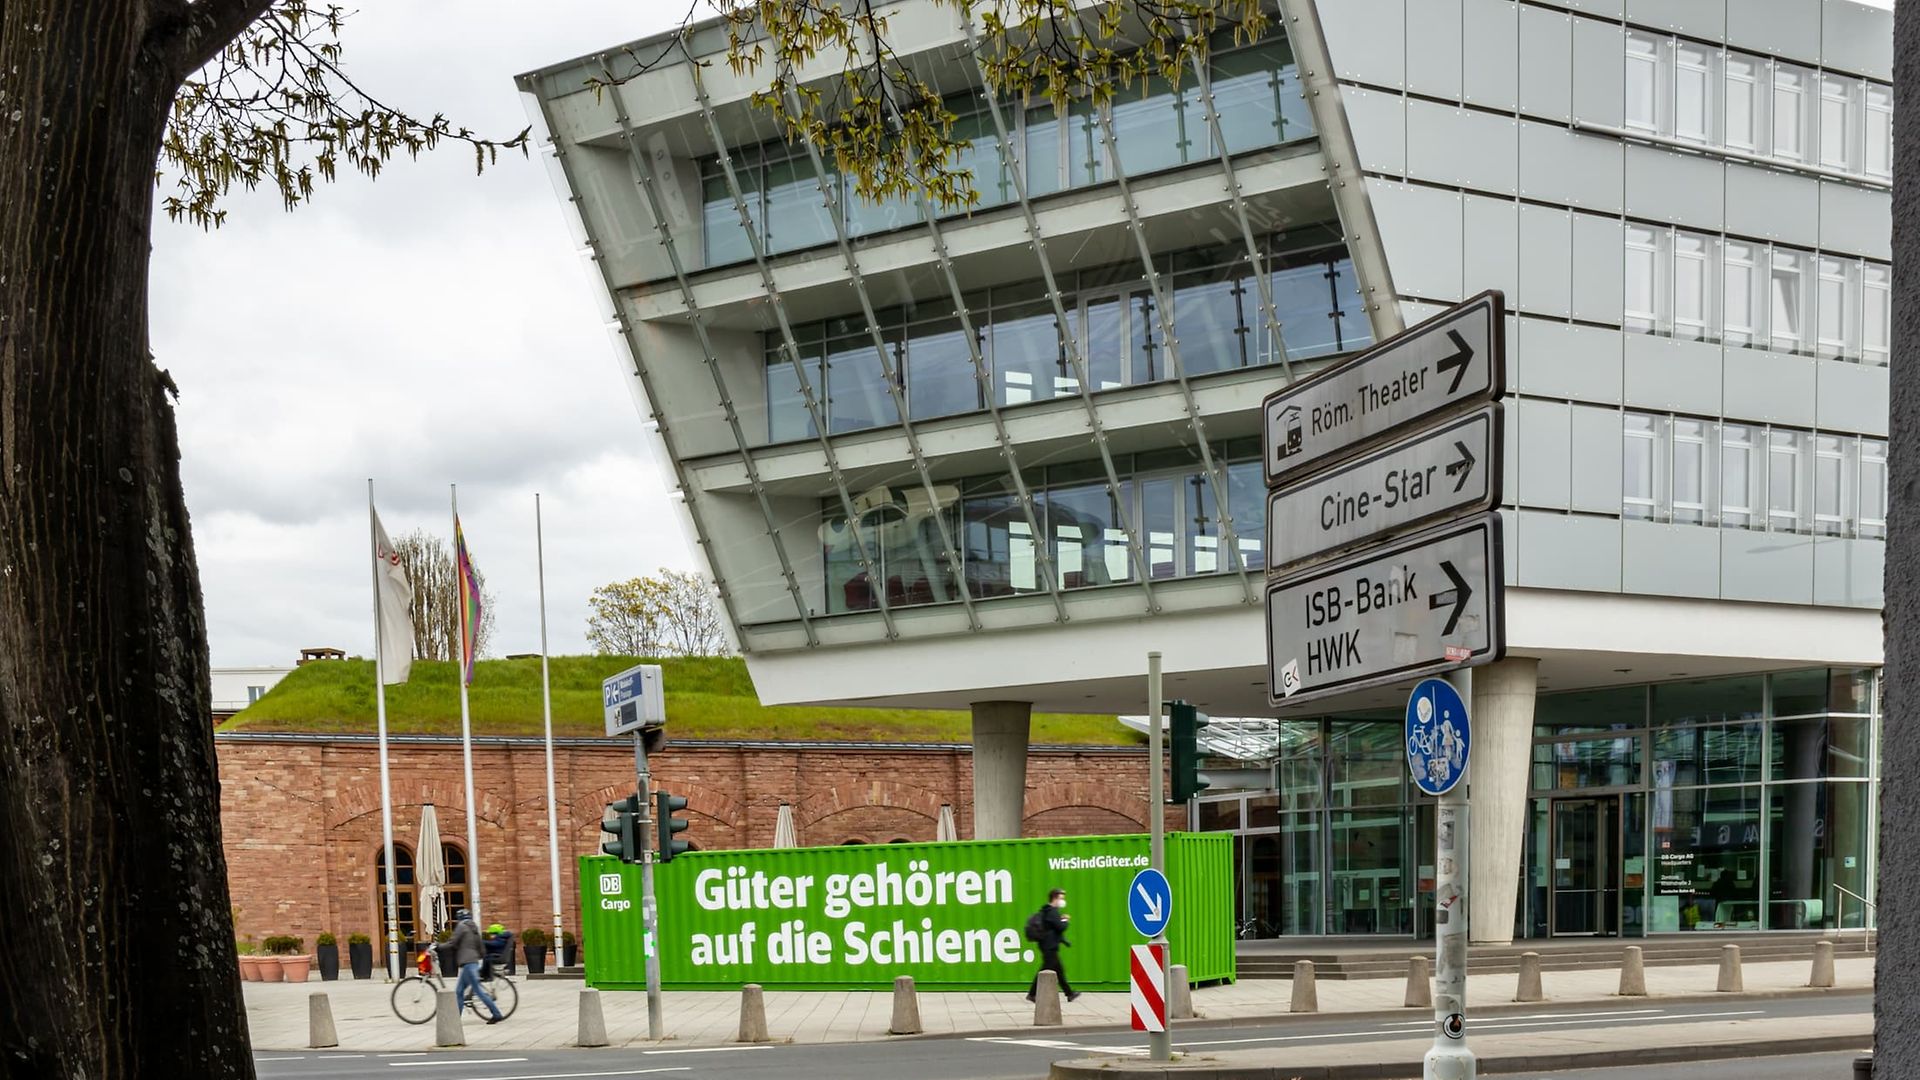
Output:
[1468,657,1539,945]
[970,702,1032,840]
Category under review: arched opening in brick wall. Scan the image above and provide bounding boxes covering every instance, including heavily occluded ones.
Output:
[1024,806,1143,837]
[370,841,470,943]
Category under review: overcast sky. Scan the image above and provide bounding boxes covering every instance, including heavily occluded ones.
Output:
[152,3,696,667]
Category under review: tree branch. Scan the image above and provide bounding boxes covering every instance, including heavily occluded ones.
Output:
[146,0,275,81]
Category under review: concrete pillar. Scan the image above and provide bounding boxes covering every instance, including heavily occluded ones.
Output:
[1810,940,1837,988]
[1716,945,1744,992]
[1032,970,1062,1025]
[1404,956,1432,1008]
[1289,960,1318,1013]
[890,975,923,1034]
[1468,657,1539,945]
[433,990,464,1047]
[1168,964,1194,1019]
[738,984,770,1042]
[576,989,608,1047]
[307,993,338,1049]
[971,701,1032,839]
[1514,951,1544,1002]
[1618,946,1647,996]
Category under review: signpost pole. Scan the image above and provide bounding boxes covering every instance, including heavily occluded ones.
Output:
[1145,652,1171,1062]
[1424,668,1475,1080]
[632,730,665,1041]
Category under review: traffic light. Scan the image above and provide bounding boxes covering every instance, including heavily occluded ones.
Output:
[656,790,691,862]
[1168,700,1211,804]
[601,793,642,862]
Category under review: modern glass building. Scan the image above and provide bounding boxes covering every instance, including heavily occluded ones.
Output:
[520,0,1890,941]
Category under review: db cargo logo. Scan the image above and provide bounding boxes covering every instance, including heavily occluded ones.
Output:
[600,873,623,895]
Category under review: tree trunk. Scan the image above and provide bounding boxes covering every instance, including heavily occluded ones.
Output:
[0,4,255,1075]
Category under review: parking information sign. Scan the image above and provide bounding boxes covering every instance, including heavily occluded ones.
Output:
[603,663,666,736]
[1406,678,1472,796]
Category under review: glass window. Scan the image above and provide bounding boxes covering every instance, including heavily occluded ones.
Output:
[1653,675,1763,726]
[1772,716,1871,780]
[1210,40,1296,153]
[766,343,824,443]
[1815,256,1856,361]
[1674,42,1714,143]
[1773,63,1809,162]
[1046,481,1134,588]
[1865,84,1893,179]
[1624,226,1663,334]
[1722,241,1761,347]
[1535,685,1646,736]
[1625,32,1660,132]
[1270,256,1341,360]
[1653,722,1763,786]
[1859,439,1887,539]
[962,479,1041,598]
[991,301,1072,406]
[1197,798,1240,832]
[841,173,921,238]
[1819,75,1856,171]
[1767,428,1805,532]
[1328,721,1406,808]
[1140,475,1179,580]
[1109,72,1191,175]
[703,164,759,266]
[1532,734,1642,790]
[1173,267,1253,376]
[947,100,1010,210]
[1721,423,1757,528]
[1652,784,1763,931]
[1277,720,1324,810]
[825,333,897,434]
[1247,795,1281,830]
[1184,471,1225,577]
[1673,232,1713,341]
[1769,247,1809,354]
[906,317,983,420]
[1770,668,1830,716]
[1022,105,1064,198]
[1672,418,1707,523]
[1813,434,1846,536]
[1067,96,1107,188]
[762,154,838,254]
[1080,293,1130,391]
[1228,460,1266,571]
[1128,292,1167,385]
[1768,782,1872,929]
[1724,53,1762,151]
[1862,263,1891,368]
[1271,818,1323,935]
[1329,805,1404,934]
[1623,412,1657,519]
[1829,668,1876,714]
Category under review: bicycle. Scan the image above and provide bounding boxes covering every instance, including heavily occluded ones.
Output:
[390,948,520,1025]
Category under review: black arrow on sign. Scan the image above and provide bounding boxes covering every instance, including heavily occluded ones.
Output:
[1429,559,1473,636]
[1444,440,1476,493]
[1435,330,1473,394]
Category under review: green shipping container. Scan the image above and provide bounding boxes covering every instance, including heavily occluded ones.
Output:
[579,832,1234,991]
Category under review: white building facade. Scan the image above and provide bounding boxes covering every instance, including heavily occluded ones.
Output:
[521,0,1890,942]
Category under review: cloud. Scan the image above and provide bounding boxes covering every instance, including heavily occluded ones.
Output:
[153,2,701,665]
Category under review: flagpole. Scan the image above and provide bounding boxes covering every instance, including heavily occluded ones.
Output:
[536,493,566,966]
[453,483,484,926]
[368,479,404,981]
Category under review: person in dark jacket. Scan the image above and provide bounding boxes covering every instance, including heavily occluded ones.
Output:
[450,909,505,1023]
[1027,888,1080,1002]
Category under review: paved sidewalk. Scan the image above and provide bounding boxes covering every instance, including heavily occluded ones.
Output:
[243,954,1875,1052]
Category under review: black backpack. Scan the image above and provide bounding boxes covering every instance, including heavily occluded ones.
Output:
[1024,908,1047,943]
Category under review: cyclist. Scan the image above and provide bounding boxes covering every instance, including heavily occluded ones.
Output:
[450,908,505,1024]
[484,922,516,976]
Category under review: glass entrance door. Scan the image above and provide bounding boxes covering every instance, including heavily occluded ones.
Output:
[1550,797,1622,935]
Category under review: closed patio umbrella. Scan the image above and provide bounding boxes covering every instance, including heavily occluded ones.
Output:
[773,803,797,848]
[416,804,448,942]
[936,804,957,842]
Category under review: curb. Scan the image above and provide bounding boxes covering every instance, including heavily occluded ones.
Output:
[1047,1033,1875,1079]
[892,984,1873,1044]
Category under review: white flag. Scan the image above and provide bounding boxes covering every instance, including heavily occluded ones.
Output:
[372,511,415,685]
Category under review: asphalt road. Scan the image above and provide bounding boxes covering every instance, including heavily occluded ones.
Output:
[252,993,1872,1080]
[1501,1051,1870,1078]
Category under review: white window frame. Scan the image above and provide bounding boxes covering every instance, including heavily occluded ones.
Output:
[1815,256,1858,362]
[1625,31,1663,134]
[1859,438,1888,539]
[1672,41,1716,144]
[1671,418,1710,524]
[1819,75,1860,173]
[1623,412,1660,520]
[1722,240,1763,348]
[1624,225,1667,335]
[1773,62,1811,163]
[1767,428,1806,533]
[1812,433,1848,537]
[1672,231,1716,342]
[1724,52,1764,152]
[1862,262,1891,368]
[1865,83,1893,180]
[1769,247,1811,355]
[1721,423,1758,529]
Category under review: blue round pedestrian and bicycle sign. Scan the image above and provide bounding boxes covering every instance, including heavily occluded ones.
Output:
[1127,867,1173,937]
[1406,678,1471,796]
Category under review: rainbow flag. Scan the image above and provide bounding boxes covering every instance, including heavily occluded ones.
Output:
[455,516,484,685]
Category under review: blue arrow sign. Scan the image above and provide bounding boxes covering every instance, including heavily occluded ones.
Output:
[1406,678,1471,796]
[1127,868,1173,937]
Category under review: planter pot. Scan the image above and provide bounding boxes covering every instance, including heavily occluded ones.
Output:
[280,955,313,982]
[436,945,458,978]
[348,942,373,980]
[257,956,285,983]
[523,944,547,975]
[239,955,262,982]
[317,943,340,981]
[561,943,578,968]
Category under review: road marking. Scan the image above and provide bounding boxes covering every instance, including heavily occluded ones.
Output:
[449,1070,691,1080]
[387,1059,530,1068]
[1374,1008,1669,1028]
[639,1046,775,1055]
[1177,1009,1768,1049]
[967,1037,1146,1056]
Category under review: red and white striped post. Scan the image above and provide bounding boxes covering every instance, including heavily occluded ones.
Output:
[1130,943,1168,1034]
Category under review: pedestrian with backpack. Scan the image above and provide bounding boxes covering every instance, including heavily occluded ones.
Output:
[1025,888,1079,1002]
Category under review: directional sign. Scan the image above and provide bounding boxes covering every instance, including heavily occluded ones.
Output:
[1266,514,1504,707]
[1263,292,1505,486]
[1130,943,1168,1032]
[1267,405,1503,573]
[1127,868,1173,937]
[603,663,665,737]
[1406,677,1472,796]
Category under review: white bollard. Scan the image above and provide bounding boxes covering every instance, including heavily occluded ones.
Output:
[307,993,338,1049]
[1618,946,1647,996]
[738,984,770,1043]
[1810,940,1836,988]
[1289,959,1318,1013]
[890,975,923,1035]
[1717,944,1744,992]
[576,988,608,1048]
[433,989,464,1047]
[1168,964,1194,1020]
[1404,955,1432,1008]
[1032,970,1063,1026]
[1514,951,1544,1003]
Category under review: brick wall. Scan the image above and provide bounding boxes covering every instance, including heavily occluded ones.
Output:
[215,737,1185,946]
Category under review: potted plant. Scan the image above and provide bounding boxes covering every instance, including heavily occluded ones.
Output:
[259,935,300,982]
[434,927,457,977]
[347,932,374,980]
[278,937,313,983]
[560,929,579,969]
[315,932,340,981]
[237,939,261,982]
[521,928,550,975]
